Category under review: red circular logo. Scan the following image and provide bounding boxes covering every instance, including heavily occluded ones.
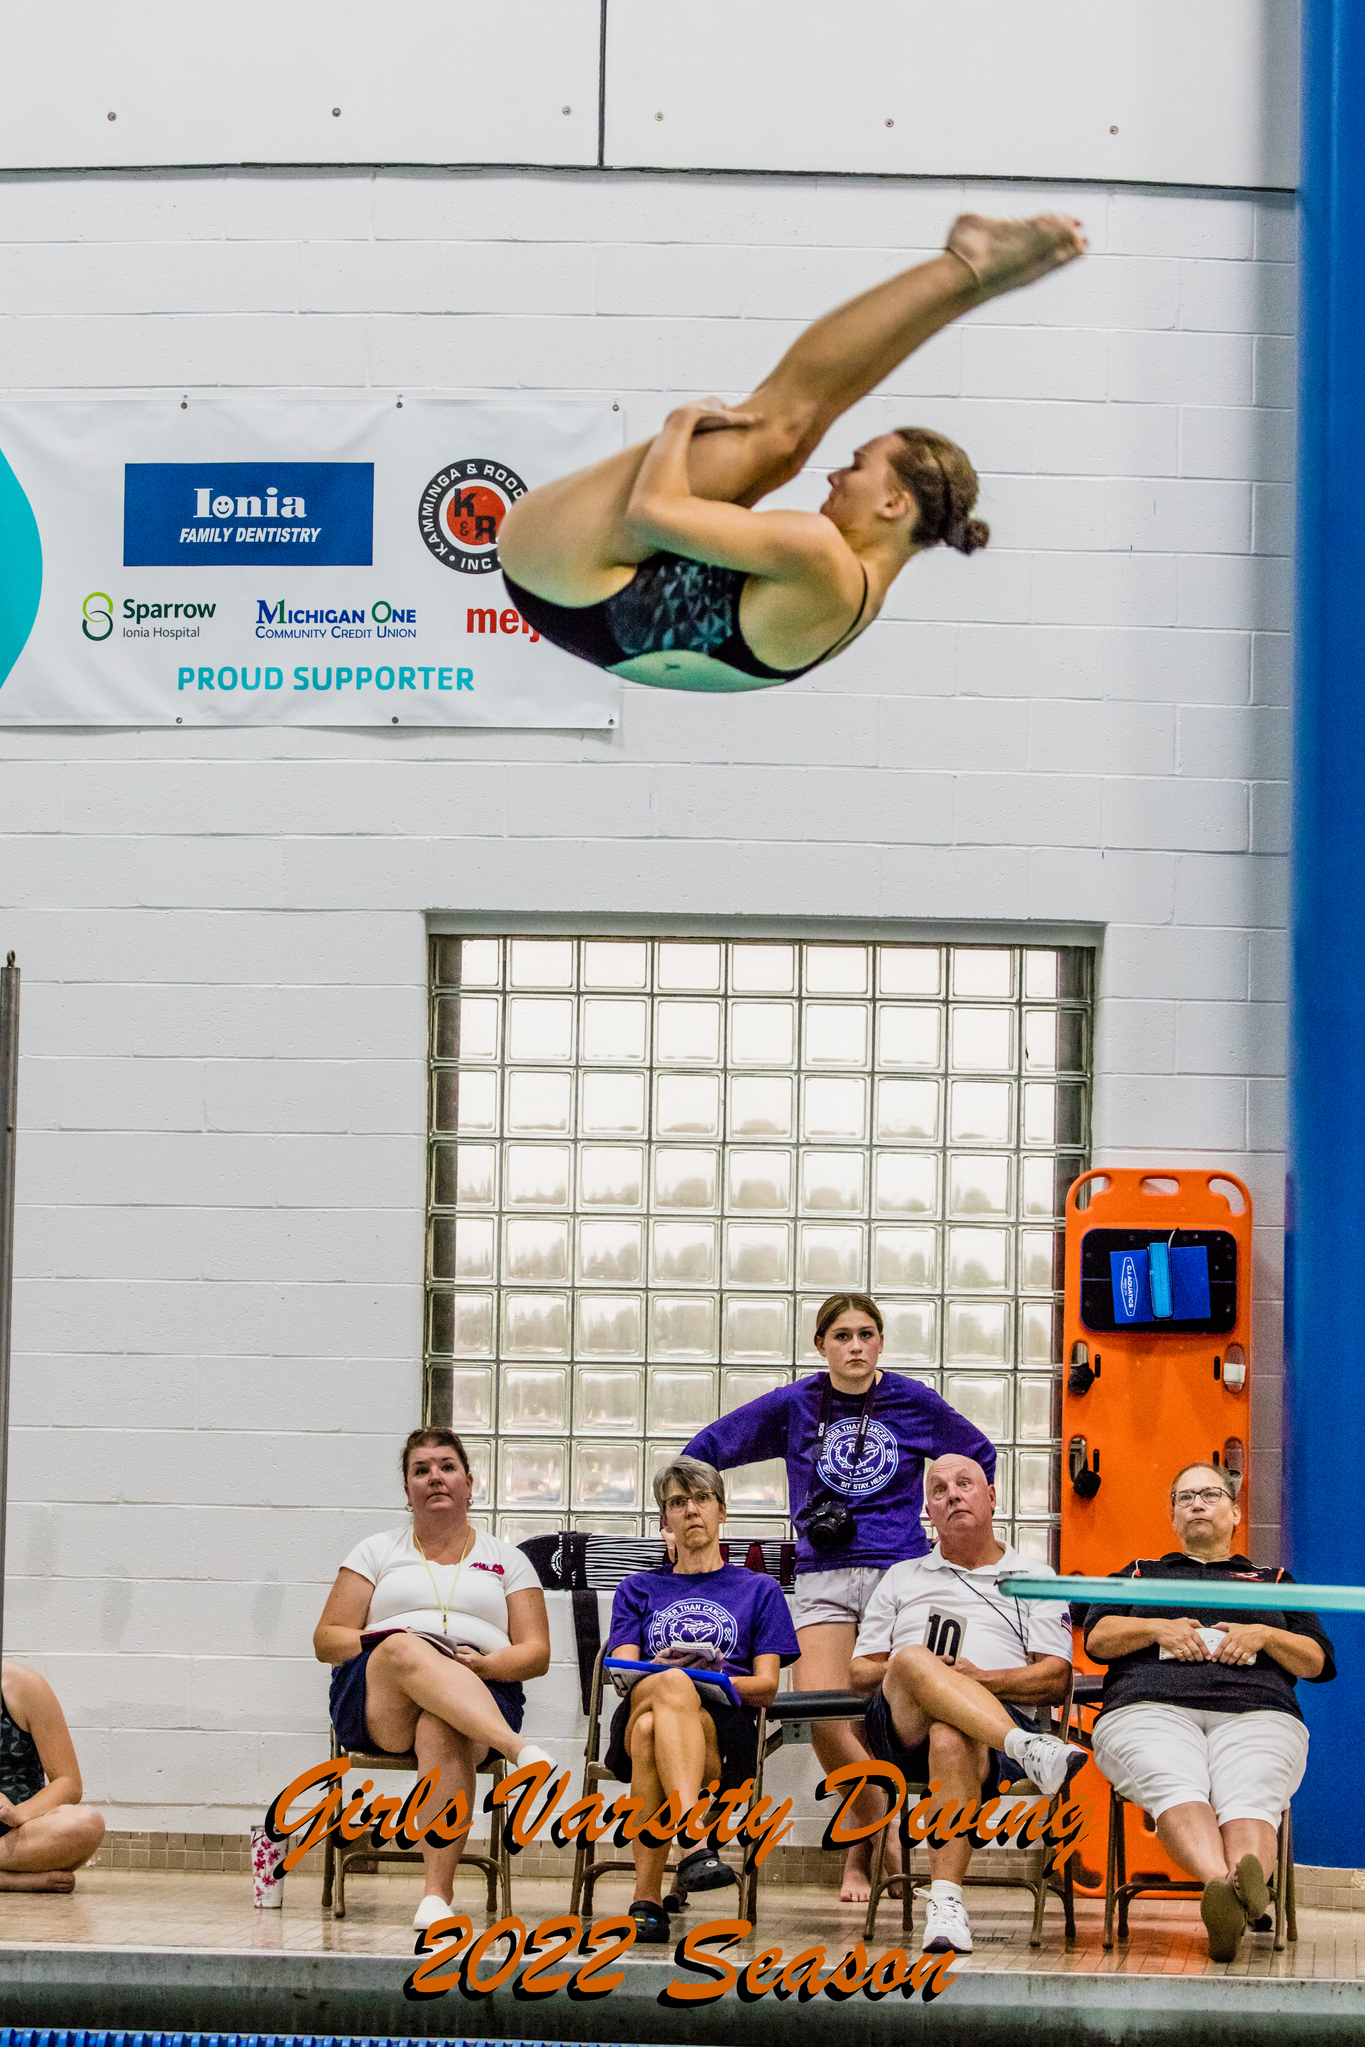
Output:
[443,483,506,548]
[418,459,528,576]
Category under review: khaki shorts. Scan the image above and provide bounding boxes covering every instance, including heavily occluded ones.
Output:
[791,1565,887,1630]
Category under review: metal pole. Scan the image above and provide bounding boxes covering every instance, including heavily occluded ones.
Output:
[1288,0,1365,1868]
[0,953,19,1677]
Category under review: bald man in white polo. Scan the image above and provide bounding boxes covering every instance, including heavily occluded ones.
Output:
[848,1453,1082,1954]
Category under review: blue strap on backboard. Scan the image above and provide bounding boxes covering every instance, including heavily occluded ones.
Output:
[1148,1240,1174,1318]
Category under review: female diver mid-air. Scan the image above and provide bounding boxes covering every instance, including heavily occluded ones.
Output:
[498,212,1086,694]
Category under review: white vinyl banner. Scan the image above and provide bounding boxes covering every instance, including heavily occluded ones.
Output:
[0,399,623,726]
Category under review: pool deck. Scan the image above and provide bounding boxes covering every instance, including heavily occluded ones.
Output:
[0,1867,1362,2041]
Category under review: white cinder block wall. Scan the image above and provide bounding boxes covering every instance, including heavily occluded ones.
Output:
[0,168,1292,1833]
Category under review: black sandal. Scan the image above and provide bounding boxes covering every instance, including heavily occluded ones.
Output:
[674,1847,736,1895]
[629,1899,672,1943]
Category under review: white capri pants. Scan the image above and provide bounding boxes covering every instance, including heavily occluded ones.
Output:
[1092,1702,1309,1828]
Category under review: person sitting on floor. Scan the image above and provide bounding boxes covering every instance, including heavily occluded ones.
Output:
[605,1456,800,1943]
[0,1659,105,1891]
[313,1427,555,1932]
[848,1453,1082,1956]
[1084,1461,1334,1963]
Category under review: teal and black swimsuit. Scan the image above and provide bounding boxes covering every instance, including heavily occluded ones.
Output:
[503,553,868,694]
[0,1694,44,1829]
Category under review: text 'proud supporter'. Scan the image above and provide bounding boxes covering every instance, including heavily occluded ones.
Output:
[178,666,474,692]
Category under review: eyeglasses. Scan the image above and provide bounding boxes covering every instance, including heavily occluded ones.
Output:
[1172,1486,1231,1507]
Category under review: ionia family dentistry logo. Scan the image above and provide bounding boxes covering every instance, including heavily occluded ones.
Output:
[266,1755,1097,2010]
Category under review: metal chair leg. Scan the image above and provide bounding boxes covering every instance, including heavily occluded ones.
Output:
[483,1757,512,1918]
[1029,1849,1050,1947]
[1062,1849,1076,1942]
[569,1836,587,1915]
[1027,1776,1066,1949]
[1103,1790,1120,1950]
[499,1829,513,1919]
[741,1711,770,1928]
[1286,1815,1298,1943]
[862,1795,890,1944]
[1116,1798,1130,1939]
[1280,1805,1297,1944]
[571,1650,608,1921]
[321,1830,335,1910]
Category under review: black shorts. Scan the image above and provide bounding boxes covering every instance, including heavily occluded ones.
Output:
[604,1691,760,1793]
[329,1644,524,1764]
[863,1690,1033,1799]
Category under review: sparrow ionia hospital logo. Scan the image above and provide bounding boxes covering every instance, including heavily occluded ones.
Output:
[82,592,113,642]
[418,459,527,576]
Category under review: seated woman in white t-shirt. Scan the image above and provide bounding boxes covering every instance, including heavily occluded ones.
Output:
[313,1427,554,1930]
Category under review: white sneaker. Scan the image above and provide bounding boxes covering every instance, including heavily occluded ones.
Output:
[513,1742,557,1773]
[412,1892,455,1932]
[1011,1734,1087,1799]
[922,1893,973,1954]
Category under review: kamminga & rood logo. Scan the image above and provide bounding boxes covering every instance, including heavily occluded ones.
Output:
[418,458,527,575]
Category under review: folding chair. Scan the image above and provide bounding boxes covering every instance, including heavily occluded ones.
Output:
[862,1674,1079,1947]
[319,1723,513,1921]
[1102,1789,1296,1951]
[569,1644,783,1923]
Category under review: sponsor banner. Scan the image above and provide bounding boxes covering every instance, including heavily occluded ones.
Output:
[0,399,621,725]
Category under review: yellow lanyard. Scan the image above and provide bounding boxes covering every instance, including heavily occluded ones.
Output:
[413,1526,474,1634]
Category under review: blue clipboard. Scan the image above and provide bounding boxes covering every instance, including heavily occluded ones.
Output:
[604,1657,743,1709]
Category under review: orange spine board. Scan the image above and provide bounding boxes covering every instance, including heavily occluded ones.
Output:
[1060,1167,1254,1898]
[1061,1167,1254,1578]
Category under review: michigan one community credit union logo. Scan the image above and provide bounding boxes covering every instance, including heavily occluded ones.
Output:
[418,458,527,575]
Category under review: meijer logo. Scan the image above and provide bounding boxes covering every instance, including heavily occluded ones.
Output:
[419,458,527,575]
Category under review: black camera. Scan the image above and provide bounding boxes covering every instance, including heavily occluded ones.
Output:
[806,1498,857,1553]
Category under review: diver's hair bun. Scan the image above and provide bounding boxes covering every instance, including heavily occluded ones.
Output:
[890,427,987,555]
[949,516,990,556]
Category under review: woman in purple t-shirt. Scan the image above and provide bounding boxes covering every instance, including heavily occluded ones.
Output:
[606,1456,799,1942]
[684,1290,994,1900]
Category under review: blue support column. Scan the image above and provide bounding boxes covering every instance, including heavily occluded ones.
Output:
[1288,0,1365,1867]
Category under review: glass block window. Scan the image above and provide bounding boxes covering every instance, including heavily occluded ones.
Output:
[427,938,1091,1564]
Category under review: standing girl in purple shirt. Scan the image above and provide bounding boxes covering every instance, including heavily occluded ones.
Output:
[684,1291,994,1900]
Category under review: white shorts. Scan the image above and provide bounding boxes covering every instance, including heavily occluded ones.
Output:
[1091,1702,1309,1829]
[791,1565,886,1630]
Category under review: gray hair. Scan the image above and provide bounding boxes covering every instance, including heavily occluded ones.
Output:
[1170,1461,1235,1504]
[652,1456,726,1513]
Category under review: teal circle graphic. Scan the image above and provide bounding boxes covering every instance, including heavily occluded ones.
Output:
[0,443,42,690]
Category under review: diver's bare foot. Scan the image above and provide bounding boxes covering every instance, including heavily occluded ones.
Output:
[840,1841,873,1903]
[945,212,1086,298]
[0,1869,76,1892]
